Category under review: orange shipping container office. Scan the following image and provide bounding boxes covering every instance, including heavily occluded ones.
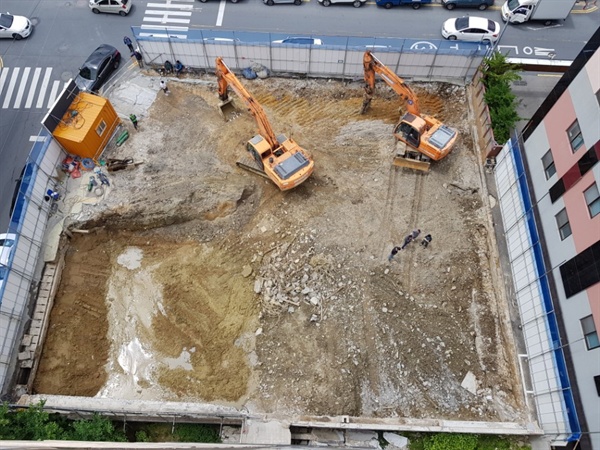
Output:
[52,92,120,161]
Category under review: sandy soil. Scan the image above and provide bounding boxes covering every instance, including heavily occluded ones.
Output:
[33,76,525,422]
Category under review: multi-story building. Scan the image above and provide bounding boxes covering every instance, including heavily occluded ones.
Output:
[494,26,600,450]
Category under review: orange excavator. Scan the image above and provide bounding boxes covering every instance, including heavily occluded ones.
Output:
[215,57,314,191]
[360,51,458,171]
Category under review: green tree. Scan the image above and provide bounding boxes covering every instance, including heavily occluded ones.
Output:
[481,52,522,144]
[482,51,522,86]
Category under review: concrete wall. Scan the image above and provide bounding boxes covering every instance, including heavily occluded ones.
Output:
[0,132,66,393]
[132,28,490,85]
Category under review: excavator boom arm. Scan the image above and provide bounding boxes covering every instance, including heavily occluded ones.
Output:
[361,51,420,116]
[215,57,279,149]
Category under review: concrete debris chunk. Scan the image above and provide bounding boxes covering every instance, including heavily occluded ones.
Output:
[345,430,380,448]
[254,279,263,294]
[255,328,263,336]
[242,265,253,278]
[309,296,319,306]
[461,370,478,395]
[383,432,409,449]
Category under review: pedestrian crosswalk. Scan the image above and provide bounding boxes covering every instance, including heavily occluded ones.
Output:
[0,67,67,110]
[140,0,194,39]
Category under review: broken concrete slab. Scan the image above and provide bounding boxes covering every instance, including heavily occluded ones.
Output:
[240,419,291,444]
[383,432,409,449]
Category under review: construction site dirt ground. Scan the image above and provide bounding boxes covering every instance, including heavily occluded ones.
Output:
[32,75,527,423]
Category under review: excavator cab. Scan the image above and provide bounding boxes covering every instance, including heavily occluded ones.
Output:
[396,119,421,148]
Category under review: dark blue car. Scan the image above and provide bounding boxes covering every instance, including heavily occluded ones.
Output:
[376,0,431,8]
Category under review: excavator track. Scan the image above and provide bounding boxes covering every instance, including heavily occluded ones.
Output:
[236,157,271,180]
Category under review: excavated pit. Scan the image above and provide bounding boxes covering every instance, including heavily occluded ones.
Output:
[33,78,526,423]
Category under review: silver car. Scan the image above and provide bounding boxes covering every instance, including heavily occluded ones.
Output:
[89,0,132,16]
[263,0,302,5]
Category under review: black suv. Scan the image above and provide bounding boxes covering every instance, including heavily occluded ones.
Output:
[75,44,121,93]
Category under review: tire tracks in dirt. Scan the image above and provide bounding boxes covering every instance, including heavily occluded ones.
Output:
[379,165,402,256]
[398,172,425,291]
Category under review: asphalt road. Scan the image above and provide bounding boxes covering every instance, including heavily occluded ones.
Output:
[0,0,597,230]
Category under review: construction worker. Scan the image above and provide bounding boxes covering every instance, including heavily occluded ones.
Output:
[129,114,138,130]
[421,234,432,248]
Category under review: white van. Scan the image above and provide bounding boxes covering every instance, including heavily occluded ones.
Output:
[89,0,132,16]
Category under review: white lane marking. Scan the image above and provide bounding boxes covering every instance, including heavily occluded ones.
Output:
[138,32,187,38]
[2,67,20,108]
[147,3,194,8]
[13,67,31,108]
[141,24,189,31]
[145,10,192,15]
[143,17,191,23]
[36,67,52,109]
[29,135,48,142]
[25,67,42,109]
[47,80,60,109]
[216,0,226,26]
[0,68,9,97]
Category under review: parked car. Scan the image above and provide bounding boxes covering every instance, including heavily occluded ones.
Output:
[75,44,121,93]
[263,0,302,5]
[0,12,33,40]
[442,0,494,10]
[319,0,366,7]
[89,0,132,15]
[0,233,17,293]
[375,0,431,9]
[441,16,500,43]
[272,37,323,45]
[0,234,17,268]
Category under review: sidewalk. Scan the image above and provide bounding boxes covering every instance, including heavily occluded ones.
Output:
[572,0,598,12]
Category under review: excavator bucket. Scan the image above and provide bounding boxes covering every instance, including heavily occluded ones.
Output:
[392,155,431,172]
[218,98,237,121]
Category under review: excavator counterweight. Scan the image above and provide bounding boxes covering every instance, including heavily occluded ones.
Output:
[215,57,315,191]
[361,51,458,169]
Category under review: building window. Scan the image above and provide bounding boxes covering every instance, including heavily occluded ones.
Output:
[584,183,600,218]
[542,150,556,179]
[567,120,584,153]
[556,208,572,240]
[96,120,107,137]
[581,315,600,350]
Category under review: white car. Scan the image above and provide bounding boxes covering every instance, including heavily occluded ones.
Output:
[0,13,32,40]
[89,0,132,16]
[272,37,323,45]
[441,16,500,43]
[0,233,17,293]
[318,0,366,7]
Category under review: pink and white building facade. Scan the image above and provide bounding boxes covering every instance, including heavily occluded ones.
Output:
[494,28,600,450]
